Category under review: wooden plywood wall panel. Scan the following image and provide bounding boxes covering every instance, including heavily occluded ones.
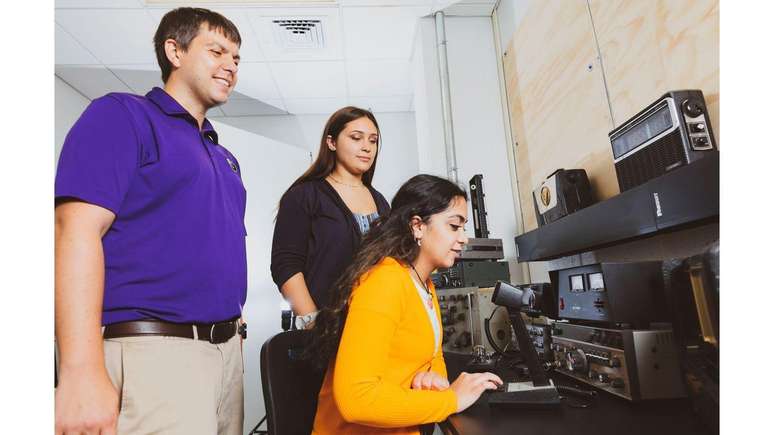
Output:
[502,0,614,231]
[590,0,720,139]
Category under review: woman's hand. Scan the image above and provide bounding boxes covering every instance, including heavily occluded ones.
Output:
[449,371,503,413]
[411,370,450,391]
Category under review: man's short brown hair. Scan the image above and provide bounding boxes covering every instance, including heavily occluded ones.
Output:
[153,7,241,83]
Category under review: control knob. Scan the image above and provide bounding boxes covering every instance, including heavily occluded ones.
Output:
[682,99,704,117]
[565,349,588,373]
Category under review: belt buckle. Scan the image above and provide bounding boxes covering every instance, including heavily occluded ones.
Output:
[209,321,234,344]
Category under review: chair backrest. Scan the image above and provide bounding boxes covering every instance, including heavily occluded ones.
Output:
[260,330,325,435]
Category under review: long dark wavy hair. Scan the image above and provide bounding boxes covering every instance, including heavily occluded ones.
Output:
[307,174,468,369]
[285,106,381,196]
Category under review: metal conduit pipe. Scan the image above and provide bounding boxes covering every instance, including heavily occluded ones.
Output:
[434,11,459,185]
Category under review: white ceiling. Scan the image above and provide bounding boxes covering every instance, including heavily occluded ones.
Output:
[55,0,495,115]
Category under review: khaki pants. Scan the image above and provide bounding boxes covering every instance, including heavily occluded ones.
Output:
[103,333,244,435]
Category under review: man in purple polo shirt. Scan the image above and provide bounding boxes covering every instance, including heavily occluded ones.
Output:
[55,8,247,435]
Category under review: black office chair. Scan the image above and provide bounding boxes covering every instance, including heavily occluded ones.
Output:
[260,330,325,435]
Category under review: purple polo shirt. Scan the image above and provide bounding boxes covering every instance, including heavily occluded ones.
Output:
[55,87,247,325]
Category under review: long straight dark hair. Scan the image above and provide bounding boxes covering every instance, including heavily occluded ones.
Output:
[307,174,468,369]
[284,106,381,197]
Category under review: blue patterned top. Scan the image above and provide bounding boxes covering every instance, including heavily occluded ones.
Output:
[353,212,380,235]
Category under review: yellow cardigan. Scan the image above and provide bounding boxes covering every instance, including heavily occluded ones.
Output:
[312,257,458,434]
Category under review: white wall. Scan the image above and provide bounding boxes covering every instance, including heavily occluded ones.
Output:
[494,0,531,55]
[412,21,448,178]
[412,16,521,262]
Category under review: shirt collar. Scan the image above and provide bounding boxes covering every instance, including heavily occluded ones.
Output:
[146,87,219,144]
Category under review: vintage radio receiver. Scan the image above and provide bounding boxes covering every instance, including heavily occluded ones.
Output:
[438,287,512,355]
[552,262,669,329]
[532,169,594,227]
[458,238,504,261]
[431,260,509,289]
[609,89,717,192]
[551,323,685,401]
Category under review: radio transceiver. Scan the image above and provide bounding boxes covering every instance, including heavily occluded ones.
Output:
[609,89,717,192]
[551,323,685,401]
[432,260,509,289]
[511,315,554,364]
[438,287,512,355]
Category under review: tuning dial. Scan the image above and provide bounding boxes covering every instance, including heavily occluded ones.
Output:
[682,99,704,117]
[566,349,588,373]
[440,275,451,288]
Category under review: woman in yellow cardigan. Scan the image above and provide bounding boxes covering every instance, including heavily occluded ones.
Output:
[308,174,503,435]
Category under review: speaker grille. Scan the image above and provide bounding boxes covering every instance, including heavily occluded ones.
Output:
[615,129,687,191]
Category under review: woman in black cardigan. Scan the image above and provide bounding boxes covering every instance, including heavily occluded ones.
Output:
[271,106,390,329]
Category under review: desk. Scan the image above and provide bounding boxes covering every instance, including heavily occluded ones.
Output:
[440,353,710,435]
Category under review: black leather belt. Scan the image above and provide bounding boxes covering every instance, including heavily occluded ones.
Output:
[103,318,239,344]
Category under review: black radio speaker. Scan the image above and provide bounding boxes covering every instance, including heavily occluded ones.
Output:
[609,89,717,192]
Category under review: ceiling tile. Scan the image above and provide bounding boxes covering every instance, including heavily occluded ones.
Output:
[55,0,143,8]
[349,95,411,112]
[431,0,462,11]
[342,6,429,60]
[247,7,342,62]
[284,97,347,115]
[440,3,494,16]
[56,9,158,65]
[347,59,412,96]
[55,65,132,100]
[55,23,100,65]
[341,0,434,5]
[107,64,162,94]
[231,62,280,100]
[220,98,287,117]
[270,61,346,98]
[146,7,265,62]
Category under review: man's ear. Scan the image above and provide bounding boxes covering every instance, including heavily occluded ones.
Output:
[164,38,183,69]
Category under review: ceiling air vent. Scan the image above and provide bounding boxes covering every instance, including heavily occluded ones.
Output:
[272,18,325,50]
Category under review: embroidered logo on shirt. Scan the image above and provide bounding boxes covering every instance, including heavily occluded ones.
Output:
[226,157,238,173]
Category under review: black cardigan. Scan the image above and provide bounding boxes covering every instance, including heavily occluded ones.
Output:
[270,179,391,309]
